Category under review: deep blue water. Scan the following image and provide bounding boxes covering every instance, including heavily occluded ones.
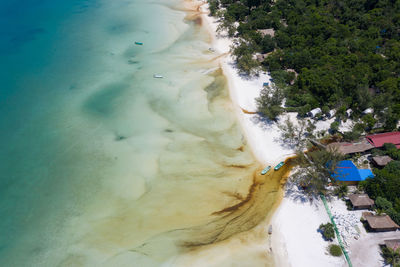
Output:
[0,0,101,259]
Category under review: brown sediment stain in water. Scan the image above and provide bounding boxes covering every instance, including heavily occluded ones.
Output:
[211,174,259,216]
[187,54,229,67]
[192,17,202,26]
[80,3,294,263]
[180,158,294,249]
[241,107,257,114]
[223,191,245,201]
[165,0,207,21]
[225,164,249,169]
[237,145,245,152]
[115,160,294,261]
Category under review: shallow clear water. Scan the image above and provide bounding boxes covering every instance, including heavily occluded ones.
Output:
[0,0,287,266]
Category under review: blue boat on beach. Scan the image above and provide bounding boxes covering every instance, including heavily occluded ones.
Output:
[261,165,271,175]
[274,161,285,171]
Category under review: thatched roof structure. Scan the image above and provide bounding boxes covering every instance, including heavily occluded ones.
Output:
[362,211,374,219]
[348,194,374,209]
[365,214,400,231]
[327,139,374,155]
[372,155,393,167]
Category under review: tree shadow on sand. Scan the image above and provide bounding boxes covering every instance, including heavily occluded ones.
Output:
[249,113,275,128]
[284,179,319,205]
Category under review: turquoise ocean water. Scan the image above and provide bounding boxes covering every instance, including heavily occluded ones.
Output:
[0,1,282,266]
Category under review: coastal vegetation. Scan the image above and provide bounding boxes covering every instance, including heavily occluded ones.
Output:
[333,184,348,199]
[328,244,343,257]
[372,143,400,160]
[290,148,344,197]
[319,222,335,241]
[360,160,400,225]
[256,84,284,120]
[208,0,400,128]
[381,246,400,267]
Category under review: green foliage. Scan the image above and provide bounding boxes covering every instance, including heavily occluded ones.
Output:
[362,114,377,130]
[387,208,400,225]
[208,0,219,16]
[210,0,400,126]
[328,244,342,257]
[237,53,260,75]
[226,3,248,21]
[371,148,385,157]
[383,143,400,160]
[375,197,393,211]
[381,246,400,267]
[360,161,400,225]
[256,84,284,120]
[260,35,275,53]
[278,117,308,148]
[330,121,339,133]
[353,123,365,133]
[270,70,295,87]
[291,148,344,196]
[333,184,348,199]
[232,40,260,75]
[322,106,330,116]
[297,104,312,117]
[319,223,335,241]
[341,130,360,142]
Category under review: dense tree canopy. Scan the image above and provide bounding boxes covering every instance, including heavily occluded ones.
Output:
[360,160,400,224]
[209,0,400,129]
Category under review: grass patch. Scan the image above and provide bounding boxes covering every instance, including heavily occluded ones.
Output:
[328,244,342,257]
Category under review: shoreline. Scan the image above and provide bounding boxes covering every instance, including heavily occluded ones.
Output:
[197,2,347,267]
[198,3,295,166]
[197,2,295,266]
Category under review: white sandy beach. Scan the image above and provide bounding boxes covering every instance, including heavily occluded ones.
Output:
[198,2,352,267]
[199,4,294,166]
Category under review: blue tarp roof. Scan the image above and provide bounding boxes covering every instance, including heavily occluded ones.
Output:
[331,160,375,182]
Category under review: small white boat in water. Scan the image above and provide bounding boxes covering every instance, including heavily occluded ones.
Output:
[153,74,164,78]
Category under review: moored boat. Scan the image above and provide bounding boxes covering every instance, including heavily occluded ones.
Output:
[261,165,271,175]
[134,41,143,45]
[153,74,164,78]
[274,161,285,171]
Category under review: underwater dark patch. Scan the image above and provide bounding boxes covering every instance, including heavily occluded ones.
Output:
[83,82,129,117]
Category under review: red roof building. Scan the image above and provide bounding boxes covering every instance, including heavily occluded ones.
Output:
[366,132,400,149]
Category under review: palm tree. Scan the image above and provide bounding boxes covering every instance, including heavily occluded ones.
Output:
[290,146,344,197]
[381,246,400,266]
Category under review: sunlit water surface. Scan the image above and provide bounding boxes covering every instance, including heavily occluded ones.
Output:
[0,0,289,266]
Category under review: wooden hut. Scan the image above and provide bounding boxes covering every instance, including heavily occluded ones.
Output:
[327,140,374,155]
[364,214,400,232]
[348,194,374,210]
[371,155,393,167]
